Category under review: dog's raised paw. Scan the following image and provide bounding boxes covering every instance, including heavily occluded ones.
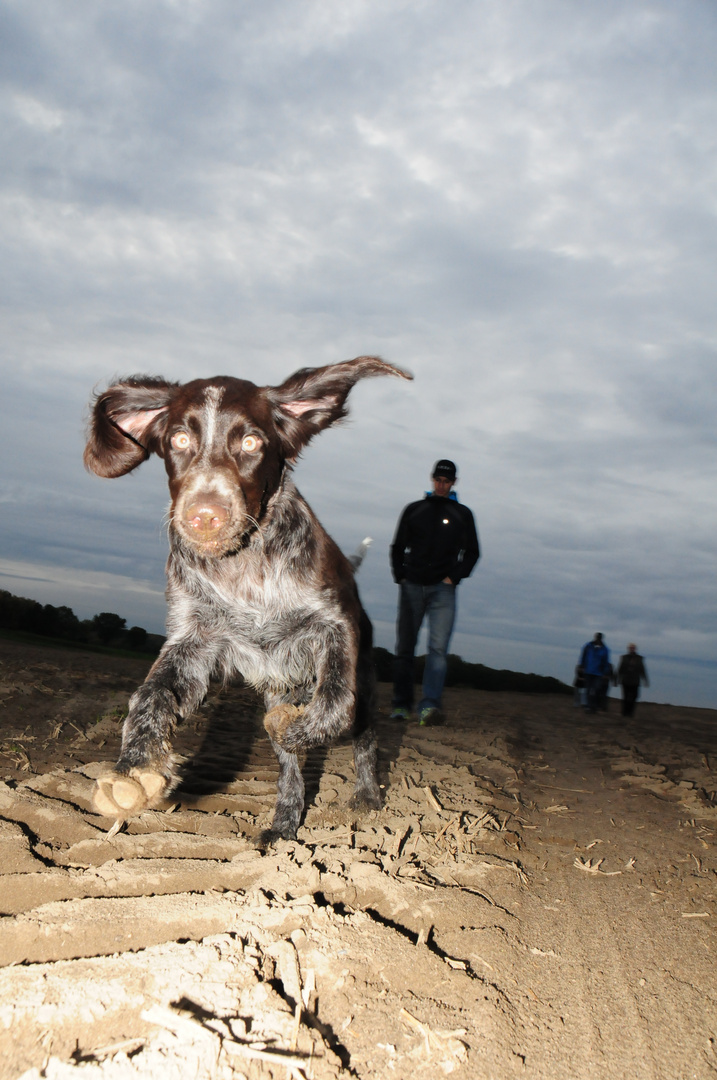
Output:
[263,703,305,746]
[93,768,168,817]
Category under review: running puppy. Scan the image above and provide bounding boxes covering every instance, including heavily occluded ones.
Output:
[84,355,412,840]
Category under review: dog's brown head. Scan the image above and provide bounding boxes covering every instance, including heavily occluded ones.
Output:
[84,356,412,557]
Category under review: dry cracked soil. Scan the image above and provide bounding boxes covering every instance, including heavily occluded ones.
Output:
[0,637,716,1080]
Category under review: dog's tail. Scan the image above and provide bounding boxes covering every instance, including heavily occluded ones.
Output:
[348,536,373,572]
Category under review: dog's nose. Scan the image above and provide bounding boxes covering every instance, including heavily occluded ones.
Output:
[184,500,229,536]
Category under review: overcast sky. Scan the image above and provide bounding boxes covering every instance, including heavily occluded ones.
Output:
[1,0,716,707]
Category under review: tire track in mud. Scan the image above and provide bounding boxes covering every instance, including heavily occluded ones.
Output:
[494,701,717,1080]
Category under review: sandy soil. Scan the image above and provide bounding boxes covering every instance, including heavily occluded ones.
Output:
[1,637,716,1080]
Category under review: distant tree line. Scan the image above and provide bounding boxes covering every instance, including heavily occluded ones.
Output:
[372,646,571,695]
[0,589,570,692]
[0,590,163,654]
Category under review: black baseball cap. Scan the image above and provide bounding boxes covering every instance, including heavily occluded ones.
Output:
[432,459,457,481]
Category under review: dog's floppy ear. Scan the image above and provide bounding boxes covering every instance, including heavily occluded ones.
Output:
[84,376,179,478]
[269,355,412,456]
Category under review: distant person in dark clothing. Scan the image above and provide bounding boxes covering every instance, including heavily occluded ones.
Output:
[615,644,649,716]
[390,460,480,726]
[579,632,610,714]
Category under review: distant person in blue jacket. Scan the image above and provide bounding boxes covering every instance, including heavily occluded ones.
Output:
[389,459,480,726]
[579,632,610,714]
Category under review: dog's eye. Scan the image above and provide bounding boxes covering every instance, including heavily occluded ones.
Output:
[171,431,191,451]
[241,435,262,454]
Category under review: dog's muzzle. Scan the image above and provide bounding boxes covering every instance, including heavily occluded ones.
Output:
[174,477,249,556]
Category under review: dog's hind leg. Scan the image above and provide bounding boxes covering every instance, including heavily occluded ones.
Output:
[349,622,382,811]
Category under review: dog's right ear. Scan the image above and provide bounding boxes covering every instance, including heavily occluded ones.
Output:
[84,376,179,478]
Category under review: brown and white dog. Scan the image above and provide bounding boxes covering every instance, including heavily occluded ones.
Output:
[84,355,412,840]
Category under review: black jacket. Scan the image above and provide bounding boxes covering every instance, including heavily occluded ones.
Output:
[616,653,648,688]
[390,495,480,586]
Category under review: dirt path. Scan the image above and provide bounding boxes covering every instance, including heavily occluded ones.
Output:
[1,639,715,1079]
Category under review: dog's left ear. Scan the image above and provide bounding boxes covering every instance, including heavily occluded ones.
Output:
[269,355,412,456]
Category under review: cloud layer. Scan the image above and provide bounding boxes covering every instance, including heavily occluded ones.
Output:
[1,1,716,705]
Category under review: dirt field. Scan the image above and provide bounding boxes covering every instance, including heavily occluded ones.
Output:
[1,637,716,1080]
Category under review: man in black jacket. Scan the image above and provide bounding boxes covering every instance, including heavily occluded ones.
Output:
[389,460,480,725]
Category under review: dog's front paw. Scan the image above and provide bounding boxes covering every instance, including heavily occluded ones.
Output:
[348,787,383,812]
[93,768,168,817]
[258,824,298,847]
[263,703,305,747]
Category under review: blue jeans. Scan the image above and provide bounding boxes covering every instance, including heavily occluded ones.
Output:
[392,582,456,712]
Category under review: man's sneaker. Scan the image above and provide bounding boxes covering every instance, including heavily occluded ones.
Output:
[418,707,444,726]
[390,706,411,721]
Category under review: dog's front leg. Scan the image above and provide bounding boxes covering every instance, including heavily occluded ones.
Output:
[94,638,215,818]
[264,738,305,842]
[260,688,307,843]
[264,622,357,754]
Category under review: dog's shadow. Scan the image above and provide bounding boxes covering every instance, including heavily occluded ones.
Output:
[173,691,328,814]
[171,682,405,825]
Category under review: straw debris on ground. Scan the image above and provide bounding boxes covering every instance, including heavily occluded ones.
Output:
[0,638,715,1079]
